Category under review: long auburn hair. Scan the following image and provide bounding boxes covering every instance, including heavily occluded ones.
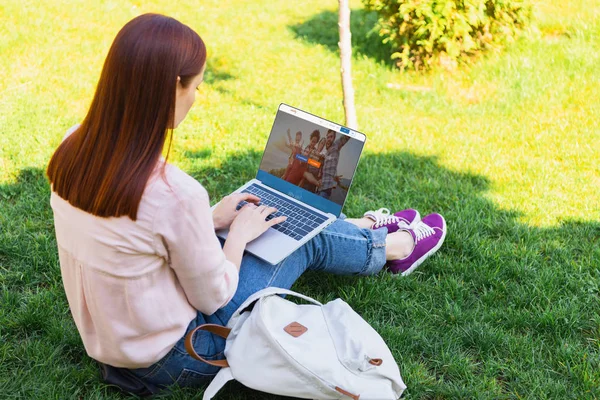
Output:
[47,14,206,220]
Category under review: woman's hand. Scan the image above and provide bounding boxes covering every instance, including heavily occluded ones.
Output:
[228,204,287,243]
[212,193,261,231]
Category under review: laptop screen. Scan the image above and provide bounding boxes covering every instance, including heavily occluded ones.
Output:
[257,104,366,217]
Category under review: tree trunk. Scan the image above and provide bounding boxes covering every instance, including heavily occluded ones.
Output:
[338,0,357,130]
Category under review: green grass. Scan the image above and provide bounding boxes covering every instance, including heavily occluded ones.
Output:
[1,0,599,399]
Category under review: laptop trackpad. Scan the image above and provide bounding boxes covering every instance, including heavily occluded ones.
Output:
[216,226,300,264]
[245,228,298,259]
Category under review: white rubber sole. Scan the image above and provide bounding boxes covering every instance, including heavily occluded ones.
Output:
[397,214,447,277]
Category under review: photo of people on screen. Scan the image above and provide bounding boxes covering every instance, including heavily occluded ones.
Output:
[259,110,364,206]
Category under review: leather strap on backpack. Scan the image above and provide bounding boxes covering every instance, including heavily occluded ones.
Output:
[185,324,231,368]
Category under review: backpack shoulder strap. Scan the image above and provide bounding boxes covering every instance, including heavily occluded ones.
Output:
[185,324,231,367]
[228,287,323,327]
[202,367,234,400]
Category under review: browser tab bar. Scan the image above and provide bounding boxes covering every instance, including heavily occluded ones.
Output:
[278,104,365,142]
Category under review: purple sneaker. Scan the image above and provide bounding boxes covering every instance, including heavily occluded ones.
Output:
[387,213,447,276]
[364,207,421,233]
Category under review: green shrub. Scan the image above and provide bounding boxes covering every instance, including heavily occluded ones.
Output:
[362,0,532,70]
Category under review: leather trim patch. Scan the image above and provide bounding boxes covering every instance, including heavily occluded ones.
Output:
[283,321,307,338]
[335,386,360,400]
[369,358,383,366]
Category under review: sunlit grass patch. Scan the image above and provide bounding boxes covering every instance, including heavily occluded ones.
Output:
[1,0,599,398]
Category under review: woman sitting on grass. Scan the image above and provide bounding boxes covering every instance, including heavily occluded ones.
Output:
[46,13,447,392]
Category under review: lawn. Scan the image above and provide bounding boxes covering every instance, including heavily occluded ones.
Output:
[1,0,599,399]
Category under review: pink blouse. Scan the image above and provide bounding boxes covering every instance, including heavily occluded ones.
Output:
[51,137,238,368]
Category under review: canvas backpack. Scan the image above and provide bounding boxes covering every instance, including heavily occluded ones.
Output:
[185,287,407,399]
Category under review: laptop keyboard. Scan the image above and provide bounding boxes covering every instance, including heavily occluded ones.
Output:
[235,184,328,241]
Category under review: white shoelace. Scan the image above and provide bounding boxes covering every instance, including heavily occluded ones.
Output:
[366,207,390,219]
[412,221,435,243]
[373,215,401,229]
[366,208,407,229]
[365,208,390,226]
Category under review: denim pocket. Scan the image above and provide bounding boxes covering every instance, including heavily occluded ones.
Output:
[175,368,216,388]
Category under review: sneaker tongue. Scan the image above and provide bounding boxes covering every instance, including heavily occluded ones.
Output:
[413,222,435,241]
[364,212,378,222]
[363,208,390,223]
[397,221,410,229]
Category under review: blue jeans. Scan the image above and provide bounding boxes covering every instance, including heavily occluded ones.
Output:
[128,218,387,389]
[318,188,333,199]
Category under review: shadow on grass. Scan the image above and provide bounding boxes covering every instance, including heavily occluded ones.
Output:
[289,8,395,68]
[0,152,598,398]
[203,57,236,86]
[200,57,267,110]
[182,148,212,160]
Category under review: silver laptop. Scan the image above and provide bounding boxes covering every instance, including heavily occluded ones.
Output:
[213,103,366,264]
